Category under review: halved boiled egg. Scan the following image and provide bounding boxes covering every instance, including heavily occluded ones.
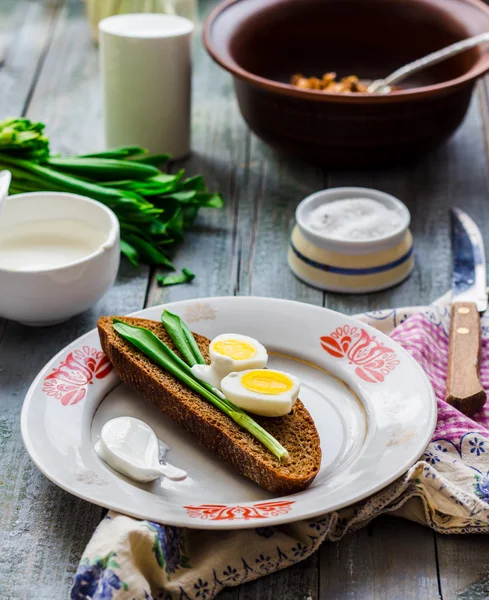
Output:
[190,333,268,390]
[221,369,300,417]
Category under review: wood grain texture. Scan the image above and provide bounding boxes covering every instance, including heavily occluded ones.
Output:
[315,85,489,600]
[435,74,489,600]
[237,554,318,600]
[446,301,486,415]
[0,1,150,599]
[214,555,318,600]
[318,517,440,600]
[238,137,325,305]
[437,534,489,599]
[146,1,489,599]
[146,17,245,307]
[0,0,63,115]
[25,0,102,153]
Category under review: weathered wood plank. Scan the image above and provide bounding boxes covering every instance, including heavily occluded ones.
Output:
[25,0,102,153]
[437,534,489,599]
[0,2,69,599]
[212,118,325,600]
[434,76,489,600]
[318,516,440,599]
[325,90,489,316]
[237,554,318,600]
[0,0,63,115]
[146,4,322,594]
[0,270,150,600]
[314,87,489,600]
[146,18,246,306]
[148,1,323,598]
[238,137,325,305]
[0,1,150,599]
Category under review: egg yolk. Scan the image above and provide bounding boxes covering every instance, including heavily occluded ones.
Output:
[213,339,257,360]
[241,371,294,395]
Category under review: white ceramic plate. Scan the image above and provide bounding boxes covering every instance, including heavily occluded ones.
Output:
[21,297,436,530]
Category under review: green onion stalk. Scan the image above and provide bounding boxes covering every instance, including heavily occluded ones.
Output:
[0,117,223,271]
[113,317,289,462]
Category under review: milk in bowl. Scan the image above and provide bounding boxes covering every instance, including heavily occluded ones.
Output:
[0,192,120,325]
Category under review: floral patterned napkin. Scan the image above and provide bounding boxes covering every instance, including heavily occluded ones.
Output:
[72,292,489,600]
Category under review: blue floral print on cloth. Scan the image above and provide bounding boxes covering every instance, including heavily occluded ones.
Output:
[72,291,489,600]
[144,523,191,576]
[72,553,128,600]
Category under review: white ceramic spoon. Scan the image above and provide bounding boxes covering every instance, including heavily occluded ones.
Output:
[0,170,11,217]
[95,416,187,482]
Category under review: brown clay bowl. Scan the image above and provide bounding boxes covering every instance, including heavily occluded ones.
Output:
[204,0,489,167]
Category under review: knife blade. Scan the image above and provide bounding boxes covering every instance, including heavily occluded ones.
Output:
[451,208,487,311]
[446,208,487,415]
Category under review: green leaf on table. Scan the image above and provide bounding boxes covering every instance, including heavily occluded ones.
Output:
[0,118,224,270]
[81,146,147,159]
[120,238,139,268]
[179,174,205,191]
[165,208,185,242]
[146,220,168,237]
[124,209,164,223]
[182,205,199,225]
[138,179,184,197]
[196,192,224,208]
[157,268,195,287]
[121,222,158,245]
[162,190,224,208]
[45,157,160,181]
[127,153,171,166]
[105,196,150,214]
[163,190,197,203]
[123,234,175,269]
[152,170,184,184]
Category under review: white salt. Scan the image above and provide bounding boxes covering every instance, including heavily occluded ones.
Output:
[307,197,403,241]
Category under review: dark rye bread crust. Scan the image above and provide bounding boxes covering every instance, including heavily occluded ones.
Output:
[98,316,321,494]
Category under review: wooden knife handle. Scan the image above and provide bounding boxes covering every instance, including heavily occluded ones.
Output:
[446,301,486,416]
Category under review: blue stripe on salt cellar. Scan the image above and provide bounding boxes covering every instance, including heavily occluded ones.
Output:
[288,187,414,294]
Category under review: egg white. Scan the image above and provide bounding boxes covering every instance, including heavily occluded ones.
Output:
[190,333,268,391]
[220,369,300,417]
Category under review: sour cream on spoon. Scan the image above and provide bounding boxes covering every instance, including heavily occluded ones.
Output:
[95,416,187,483]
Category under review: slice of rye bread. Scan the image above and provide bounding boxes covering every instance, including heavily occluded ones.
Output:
[98,316,321,494]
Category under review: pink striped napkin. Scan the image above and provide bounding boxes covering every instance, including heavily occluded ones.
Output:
[391,311,489,440]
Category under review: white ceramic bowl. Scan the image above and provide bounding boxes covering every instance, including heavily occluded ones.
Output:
[288,187,414,293]
[0,192,120,326]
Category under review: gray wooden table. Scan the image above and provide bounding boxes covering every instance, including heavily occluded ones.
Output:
[2,1,489,598]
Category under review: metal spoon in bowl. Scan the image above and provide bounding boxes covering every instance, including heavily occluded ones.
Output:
[0,170,11,217]
[368,31,489,94]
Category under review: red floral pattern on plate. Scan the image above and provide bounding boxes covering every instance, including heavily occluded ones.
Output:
[183,500,295,521]
[42,346,112,406]
[320,325,399,383]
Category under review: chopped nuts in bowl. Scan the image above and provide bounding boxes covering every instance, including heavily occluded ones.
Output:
[291,72,368,93]
[204,0,489,166]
